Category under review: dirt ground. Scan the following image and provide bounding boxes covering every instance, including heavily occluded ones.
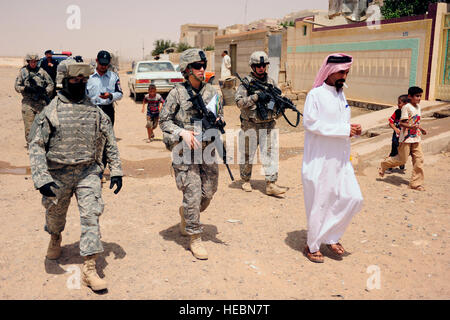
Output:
[0,63,449,300]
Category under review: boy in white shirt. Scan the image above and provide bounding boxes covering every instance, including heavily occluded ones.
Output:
[379,86,427,191]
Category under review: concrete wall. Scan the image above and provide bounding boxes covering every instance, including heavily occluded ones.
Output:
[433,3,450,101]
[214,30,269,78]
[181,33,197,47]
[286,15,435,105]
[195,31,216,49]
[280,29,289,83]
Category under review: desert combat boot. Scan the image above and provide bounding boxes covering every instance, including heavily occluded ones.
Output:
[179,206,189,236]
[241,181,252,192]
[46,234,62,260]
[266,181,288,196]
[82,254,107,291]
[190,234,208,260]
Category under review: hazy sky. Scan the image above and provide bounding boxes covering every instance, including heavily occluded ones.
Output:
[0,0,328,60]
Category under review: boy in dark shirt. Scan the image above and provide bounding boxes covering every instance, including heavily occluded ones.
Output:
[141,84,164,142]
[386,94,408,172]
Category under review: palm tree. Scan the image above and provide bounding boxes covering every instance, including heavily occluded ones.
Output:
[152,39,176,56]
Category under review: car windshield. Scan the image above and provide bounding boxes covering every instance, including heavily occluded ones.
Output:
[137,62,174,72]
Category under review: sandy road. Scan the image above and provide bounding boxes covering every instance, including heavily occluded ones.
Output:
[0,64,448,299]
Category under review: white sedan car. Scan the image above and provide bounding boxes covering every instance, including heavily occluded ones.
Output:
[128,60,184,101]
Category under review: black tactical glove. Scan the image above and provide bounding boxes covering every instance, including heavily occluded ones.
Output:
[24,86,37,94]
[39,182,60,197]
[256,90,269,102]
[109,176,122,194]
[35,86,46,94]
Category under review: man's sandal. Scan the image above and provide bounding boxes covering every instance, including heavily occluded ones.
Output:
[303,246,324,263]
[326,243,346,256]
[411,186,425,191]
[378,167,385,178]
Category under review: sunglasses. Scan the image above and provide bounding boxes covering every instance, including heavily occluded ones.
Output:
[253,63,268,69]
[190,62,207,70]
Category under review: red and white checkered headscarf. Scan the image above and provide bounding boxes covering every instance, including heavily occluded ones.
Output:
[313,53,353,88]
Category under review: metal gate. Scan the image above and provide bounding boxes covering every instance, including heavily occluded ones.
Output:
[268,34,282,83]
[436,13,450,101]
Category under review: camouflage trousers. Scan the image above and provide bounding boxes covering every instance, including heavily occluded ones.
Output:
[22,98,45,144]
[173,161,219,235]
[239,119,278,182]
[42,163,104,256]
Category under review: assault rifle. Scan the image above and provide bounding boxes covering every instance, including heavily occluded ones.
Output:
[235,73,268,121]
[26,76,50,105]
[236,73,303,127]
[184,83,234,181]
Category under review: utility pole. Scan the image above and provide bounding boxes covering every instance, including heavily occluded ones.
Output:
[244,0,248,25]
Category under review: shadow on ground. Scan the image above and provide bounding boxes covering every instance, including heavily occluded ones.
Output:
[228,179,287,199]
[285,230,351,261]
[159,223,227,252]
[44,241,126,276]
[285,230,308,253]
[228,179,266,195]
[377,174,409,187]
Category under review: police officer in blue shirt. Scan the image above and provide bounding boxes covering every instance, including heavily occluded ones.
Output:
[87,50,123,182]
[87,50,123,126]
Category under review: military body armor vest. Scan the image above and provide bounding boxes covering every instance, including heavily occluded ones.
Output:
[46,100,100,165]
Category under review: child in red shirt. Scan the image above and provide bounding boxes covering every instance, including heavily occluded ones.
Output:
[141,84,164,142]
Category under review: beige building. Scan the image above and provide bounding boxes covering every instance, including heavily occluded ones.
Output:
[216,24,247,37]
[247,18,281,31]
[213,9,345,81]
[215,29,283,81]
[179,24,218,49]
[284,2,450,104]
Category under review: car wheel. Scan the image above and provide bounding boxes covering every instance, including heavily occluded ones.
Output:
[135,93,143,102]
[129,84,134,98]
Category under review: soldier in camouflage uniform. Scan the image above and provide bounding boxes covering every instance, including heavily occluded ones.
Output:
[28,62,123,292]
[235,51,288,196]
[14,53,54,146]
[160,48,223,260]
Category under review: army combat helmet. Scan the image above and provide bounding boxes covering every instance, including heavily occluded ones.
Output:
[179,48,207,73]
[60,63,94,100]
[62,62,94,80]
[249,51,269,67]
[25,53,40,62]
